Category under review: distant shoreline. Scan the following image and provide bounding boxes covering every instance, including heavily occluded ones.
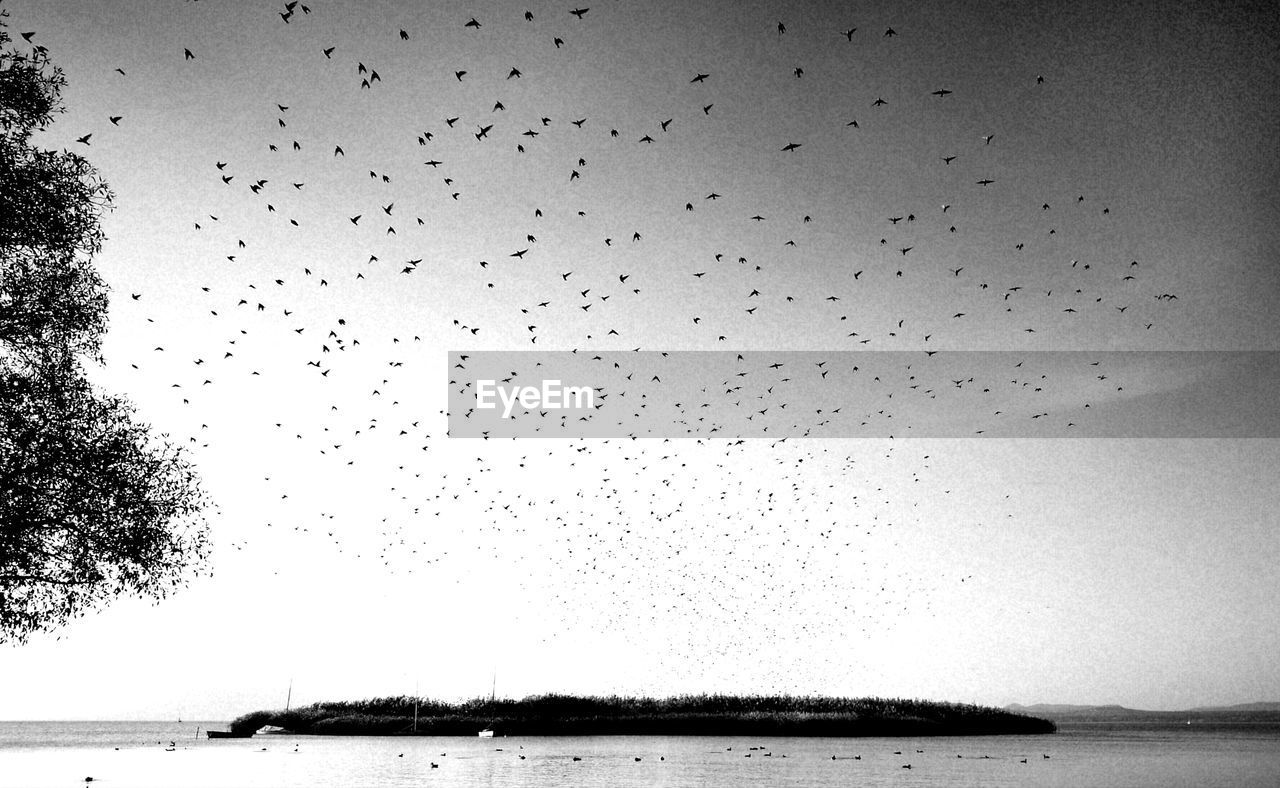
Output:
[1009,702,1280,723]
[228,694,1056,738]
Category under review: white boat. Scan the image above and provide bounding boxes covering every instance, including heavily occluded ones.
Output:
[478,729,494,738]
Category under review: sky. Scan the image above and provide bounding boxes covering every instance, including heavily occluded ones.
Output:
[1,0,1278,719]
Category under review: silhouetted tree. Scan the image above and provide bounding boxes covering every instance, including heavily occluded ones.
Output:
[0,13,209,643]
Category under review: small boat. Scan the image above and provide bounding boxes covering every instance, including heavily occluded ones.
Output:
[206,730,253,739]
[478,729,494,738]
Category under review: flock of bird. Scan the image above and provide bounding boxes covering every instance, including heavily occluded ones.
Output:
[20,1,1184,685]
[138,738,1055,776]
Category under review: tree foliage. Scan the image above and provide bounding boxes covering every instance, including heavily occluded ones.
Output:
[0,12,209,644]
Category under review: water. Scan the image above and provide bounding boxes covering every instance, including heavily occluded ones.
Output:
[2,721,1279,787]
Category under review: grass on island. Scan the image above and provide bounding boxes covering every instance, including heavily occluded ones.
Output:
[230,694,1056,737]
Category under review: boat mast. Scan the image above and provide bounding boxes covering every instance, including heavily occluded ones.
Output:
[414,680,419,733]
[286,678,293,712]
[490,669,496,703]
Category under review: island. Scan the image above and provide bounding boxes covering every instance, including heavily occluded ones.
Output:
[228,694,1056,737]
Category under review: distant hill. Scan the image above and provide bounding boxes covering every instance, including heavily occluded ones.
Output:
[1008,704,1129,715]
[1191,702,1280,713]
[1007,702,1280,723]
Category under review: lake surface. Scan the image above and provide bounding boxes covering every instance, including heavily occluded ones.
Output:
[2,721,1279,787]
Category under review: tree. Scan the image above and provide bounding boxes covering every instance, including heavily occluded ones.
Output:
[0,12,209,644]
